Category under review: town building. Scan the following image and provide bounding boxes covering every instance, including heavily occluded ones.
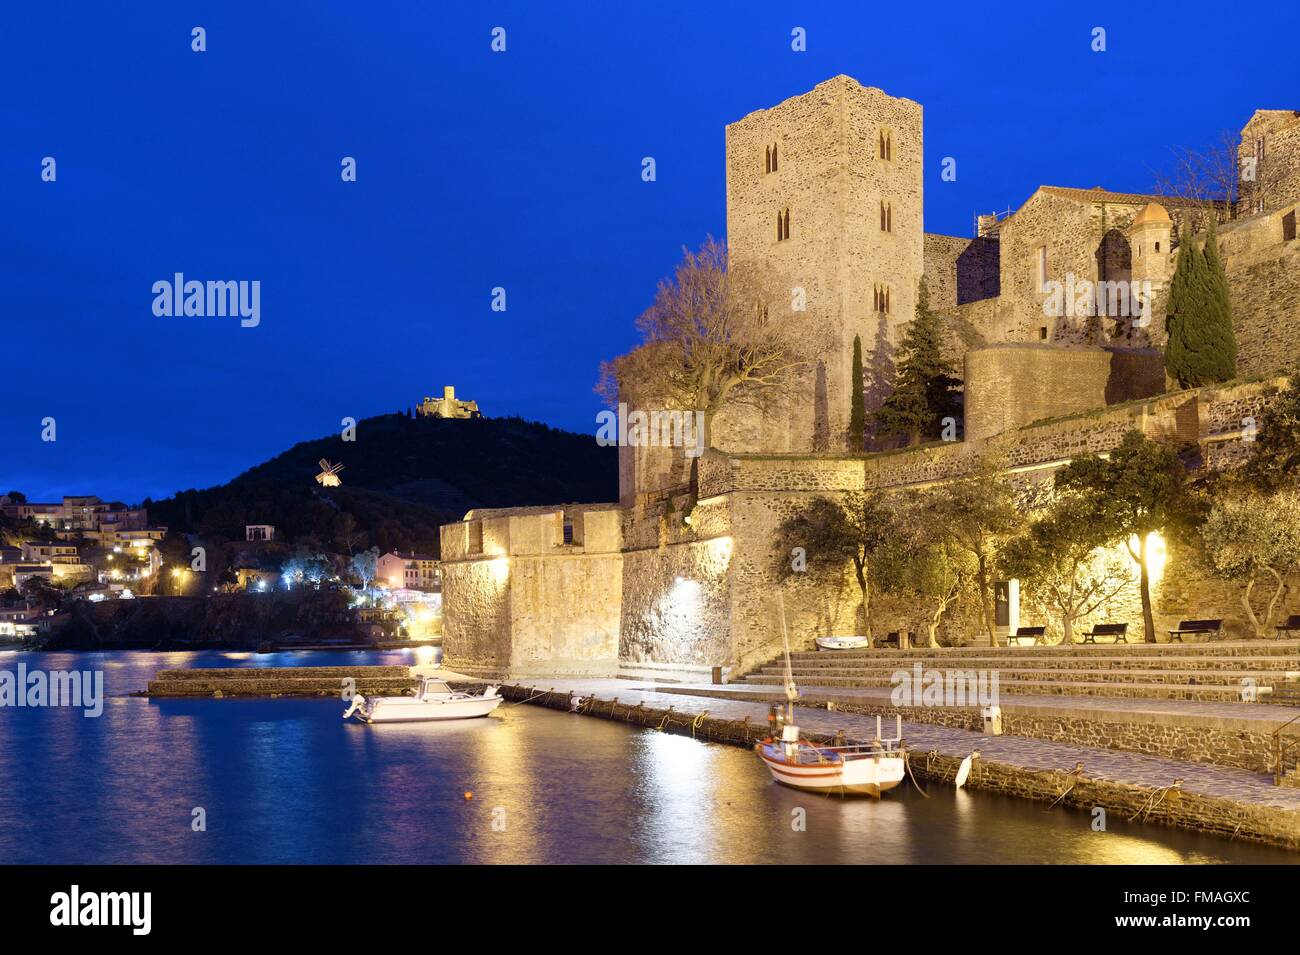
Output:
[377,551,441,592]
[245,524,276,542]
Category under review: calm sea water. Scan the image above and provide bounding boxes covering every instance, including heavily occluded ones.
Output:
[0,650,1293,864]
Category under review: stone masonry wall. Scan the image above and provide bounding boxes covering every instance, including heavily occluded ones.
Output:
[725,75,924,451]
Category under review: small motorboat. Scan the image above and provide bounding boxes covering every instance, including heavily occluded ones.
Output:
[343,676,502,723]
[756,596,906,797]
[815,635,871,651]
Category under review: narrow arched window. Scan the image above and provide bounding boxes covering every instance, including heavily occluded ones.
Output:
[776,208,791,241]
[765,146,771,174]
[772,142,778,171]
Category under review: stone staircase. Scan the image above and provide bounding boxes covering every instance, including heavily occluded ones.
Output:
[735,641,1300,704]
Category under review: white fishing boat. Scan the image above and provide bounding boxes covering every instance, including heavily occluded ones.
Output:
[342,676,502,724]
[756,596,907,797]
[814,635,871,651]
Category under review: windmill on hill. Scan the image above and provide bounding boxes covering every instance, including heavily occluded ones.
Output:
[315,459,344,487]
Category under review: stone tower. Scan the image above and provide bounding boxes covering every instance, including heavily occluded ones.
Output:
[1127,202,1173,287]
[723,75,924,452]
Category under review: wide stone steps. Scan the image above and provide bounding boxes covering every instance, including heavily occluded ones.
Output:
[785,641,1300,661]
[778,654,1300,672]
[754,665,1279,686]
[740,672,1253,702]
[740,644,1300,702]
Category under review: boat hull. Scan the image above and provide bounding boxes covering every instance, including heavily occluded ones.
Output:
[756,742,905,797]
[815,636,871,651]
[354,695,502,723]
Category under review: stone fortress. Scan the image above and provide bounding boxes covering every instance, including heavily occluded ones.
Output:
[419,385,481,419]
[439,76,1300,680]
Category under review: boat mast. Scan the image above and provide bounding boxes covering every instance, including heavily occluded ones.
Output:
[776,592,797,725]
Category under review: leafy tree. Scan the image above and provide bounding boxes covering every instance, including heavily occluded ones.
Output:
[1002,495,1135,645]
[926,466,1022,645]
[1165,221,1236,387]
[873,495,974,647]
[848,334,866,451]
[5,491,25,503]
[19,575,64,610]
[1242,372,1300,492]
[1055,431,1195,642]
[349,547,381,595]
[873,279,961,445]
[773,492,895,641]
[301,553,332,587]
[1201,486,1300,637]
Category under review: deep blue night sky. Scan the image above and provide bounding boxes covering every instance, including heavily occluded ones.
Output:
[3,1,1297,503]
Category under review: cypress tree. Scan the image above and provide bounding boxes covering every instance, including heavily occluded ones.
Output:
[848,334,866,451]
[1165,216,1237,387]
[1200,213,1237,380]
[873,279,961,445]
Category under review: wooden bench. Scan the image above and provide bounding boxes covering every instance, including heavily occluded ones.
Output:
[1082,622,1130,644]
[1167,618,1224,642]
[1275,615,1300,639]
[1007,626,1046,646]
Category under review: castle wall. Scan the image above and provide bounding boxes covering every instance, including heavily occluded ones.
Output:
[1238,111,1300,215]
[923,233,967,311]
[440,506,624,675]
[619,536,735,669]
[964,345,1113,441]
[925,232,1001,312]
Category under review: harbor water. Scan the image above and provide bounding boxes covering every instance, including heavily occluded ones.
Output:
[0,650,1293,864]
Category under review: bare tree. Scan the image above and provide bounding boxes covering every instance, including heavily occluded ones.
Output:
[597,237,808,461]
[1153,130,1287,223]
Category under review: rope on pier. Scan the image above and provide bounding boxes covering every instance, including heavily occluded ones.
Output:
[904,751,931,798]
[1130,780,1183,822]
[1045,764,1087,810]
[504,685,550,707]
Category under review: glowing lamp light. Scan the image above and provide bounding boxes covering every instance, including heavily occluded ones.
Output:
[1128,531,1168,583]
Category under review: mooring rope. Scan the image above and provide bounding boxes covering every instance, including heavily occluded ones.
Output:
[504,686,550,707]
[904,751,931,798]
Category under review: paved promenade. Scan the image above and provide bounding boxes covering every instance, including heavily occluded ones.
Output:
[653,681,1300,732]
[506,677,1300,812]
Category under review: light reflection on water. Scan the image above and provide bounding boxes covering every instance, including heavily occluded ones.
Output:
[0,651,1294,864]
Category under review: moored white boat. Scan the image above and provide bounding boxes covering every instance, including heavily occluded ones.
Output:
[343,676,502,723]
[814,635,871,651]
[756,596,907,797]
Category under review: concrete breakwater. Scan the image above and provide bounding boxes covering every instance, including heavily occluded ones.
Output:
[146,665,417,698]
[500,683,1300,851]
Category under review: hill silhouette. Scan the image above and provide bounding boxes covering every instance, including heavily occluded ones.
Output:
[147,414,617,556]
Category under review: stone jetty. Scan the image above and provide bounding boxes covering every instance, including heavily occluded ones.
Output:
[146,665,416,698]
